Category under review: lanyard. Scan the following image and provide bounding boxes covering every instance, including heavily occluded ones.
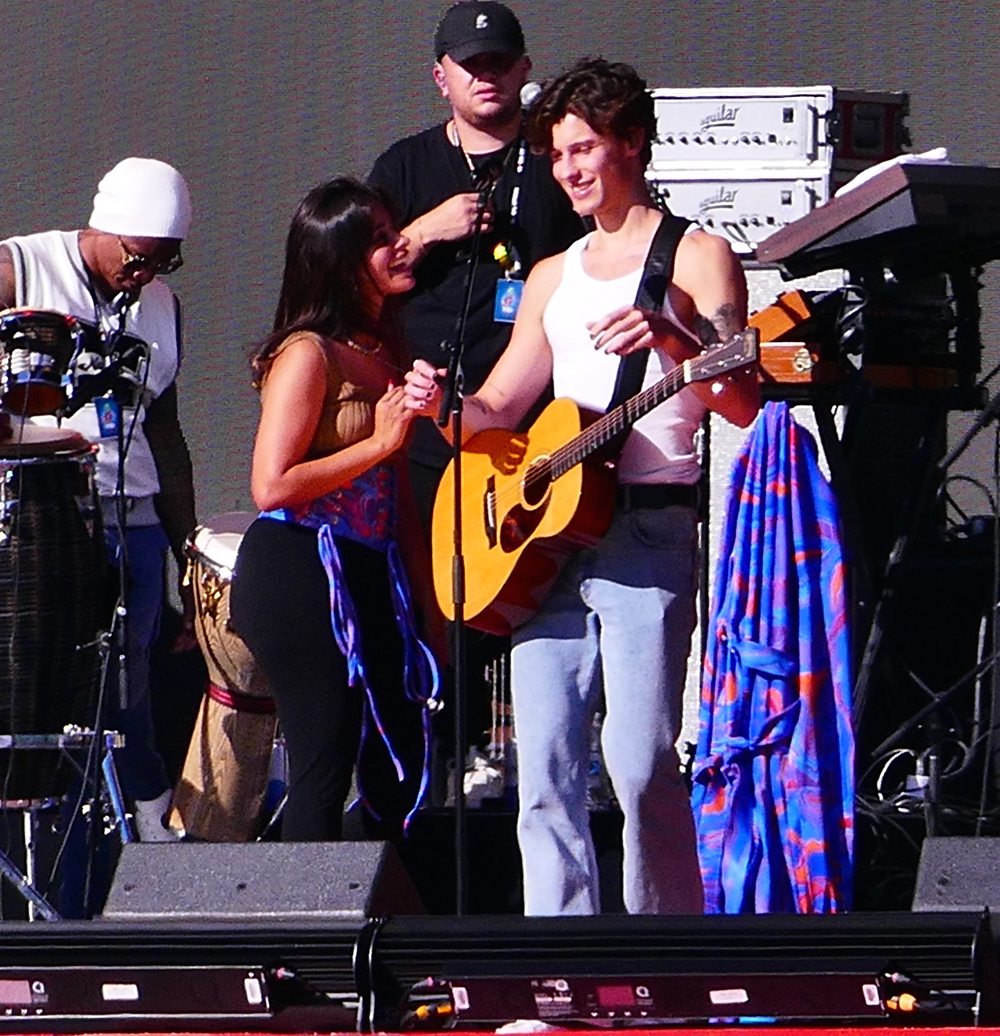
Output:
[78,240,130,349]
[450,122,528,230]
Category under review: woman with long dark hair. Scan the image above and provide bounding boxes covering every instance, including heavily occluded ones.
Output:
[230,178,439,841]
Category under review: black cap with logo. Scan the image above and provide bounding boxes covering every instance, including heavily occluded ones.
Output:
[434,1,525,62]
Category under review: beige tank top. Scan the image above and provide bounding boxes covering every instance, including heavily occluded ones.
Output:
[261,331,377,456]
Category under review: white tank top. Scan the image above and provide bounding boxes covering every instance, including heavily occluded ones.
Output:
[541,233,705,485]
[3,229,181,500]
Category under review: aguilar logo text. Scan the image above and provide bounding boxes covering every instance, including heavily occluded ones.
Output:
[700,104,740,131]
[698,185,738,213]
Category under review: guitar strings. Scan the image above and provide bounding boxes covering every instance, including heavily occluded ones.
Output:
[484,365,687,518]
[480,334,750,519]
[550,367,685,476]
[538,334,749,483]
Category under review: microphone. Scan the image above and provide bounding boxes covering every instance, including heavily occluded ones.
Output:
[104,290,137,350]
[520,81,542,110]
[59,341,147,418]
[110,290,136,313]
[472,158,504,198]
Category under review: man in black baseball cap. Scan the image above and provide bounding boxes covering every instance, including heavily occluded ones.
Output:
[368,2,582,804]
[429,1,528,159]
[434,0,526,62]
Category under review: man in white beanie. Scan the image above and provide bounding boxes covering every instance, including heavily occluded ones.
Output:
[0,156,197,842]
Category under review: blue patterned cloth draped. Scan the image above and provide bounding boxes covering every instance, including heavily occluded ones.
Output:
[691,401,854,913]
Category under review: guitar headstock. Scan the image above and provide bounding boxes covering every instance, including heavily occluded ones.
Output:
[689,327,759,382]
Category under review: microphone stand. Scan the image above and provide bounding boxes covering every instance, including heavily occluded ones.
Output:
[104,295,140,810]
[937,389,1000,473]
[437,181,495,916]
[65,296,140,912]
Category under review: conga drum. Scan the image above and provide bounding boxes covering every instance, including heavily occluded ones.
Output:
[0,309,83,417]
[169,513,277,841]
[0,422,103,803]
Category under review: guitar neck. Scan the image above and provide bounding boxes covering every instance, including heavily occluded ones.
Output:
[550,365,686,477]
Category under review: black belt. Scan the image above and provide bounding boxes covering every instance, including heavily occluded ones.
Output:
[616,482,700,512]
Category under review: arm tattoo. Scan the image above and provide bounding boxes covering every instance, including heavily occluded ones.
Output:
[465,396,491,420]
[693,314,719,348]
[695,303,741,348]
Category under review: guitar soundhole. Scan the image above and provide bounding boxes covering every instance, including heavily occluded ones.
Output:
[522,459,552,507]
[500,503,545,552]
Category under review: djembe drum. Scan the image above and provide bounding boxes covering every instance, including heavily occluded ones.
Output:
[169,513,277,841]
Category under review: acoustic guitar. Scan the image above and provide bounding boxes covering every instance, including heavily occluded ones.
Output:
[431,328,759,635]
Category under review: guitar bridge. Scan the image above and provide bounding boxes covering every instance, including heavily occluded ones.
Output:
[484,475,497,548]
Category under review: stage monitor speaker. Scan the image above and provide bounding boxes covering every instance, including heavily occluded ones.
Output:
[913,836,1000,911]
[101,840,424,921]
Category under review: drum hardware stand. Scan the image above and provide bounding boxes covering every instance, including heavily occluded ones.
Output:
[100,730,131,839]
[0,804,61,922]
[0,729,125,920]
[86,625,134,845]
[79,722,132,843]
[58,720,131,920]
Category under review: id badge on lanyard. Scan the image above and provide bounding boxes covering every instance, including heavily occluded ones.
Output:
[95,398,139,439]
[493,277,523,323]
[95,397,122,438]
[492,141,527,325]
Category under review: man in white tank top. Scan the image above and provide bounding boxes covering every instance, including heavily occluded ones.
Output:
[405,59,759,915]
[0,158,197,843]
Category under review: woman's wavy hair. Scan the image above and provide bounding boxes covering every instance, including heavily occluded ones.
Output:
[251,177,402,387]
[525,57,657,168]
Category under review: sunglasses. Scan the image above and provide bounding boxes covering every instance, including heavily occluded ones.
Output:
[118,238,184,276]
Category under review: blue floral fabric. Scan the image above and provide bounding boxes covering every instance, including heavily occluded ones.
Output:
[692,402,854,912]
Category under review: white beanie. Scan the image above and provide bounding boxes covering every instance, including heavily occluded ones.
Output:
[89,157,193,240]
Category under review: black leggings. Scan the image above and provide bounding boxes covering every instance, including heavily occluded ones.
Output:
[229,518,425,841]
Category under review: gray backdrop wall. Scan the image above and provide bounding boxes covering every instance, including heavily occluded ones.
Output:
[3,0,998,523]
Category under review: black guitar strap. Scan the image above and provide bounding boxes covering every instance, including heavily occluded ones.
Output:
[604,213,690,448]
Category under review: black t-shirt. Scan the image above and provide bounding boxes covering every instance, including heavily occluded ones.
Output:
[369,123,583,468]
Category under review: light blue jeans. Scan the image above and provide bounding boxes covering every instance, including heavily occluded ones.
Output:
[511,503,704,915]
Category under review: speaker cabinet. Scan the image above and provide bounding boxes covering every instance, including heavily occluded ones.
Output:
[913,836,1000,911]
[101,840,424,921]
